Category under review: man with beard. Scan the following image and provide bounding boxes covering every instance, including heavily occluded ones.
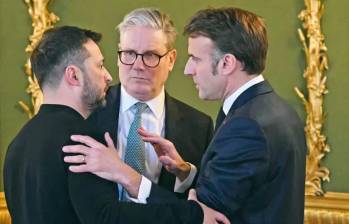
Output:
[4,26,225,224]
[3,26,112,223]
[63,6,306,224]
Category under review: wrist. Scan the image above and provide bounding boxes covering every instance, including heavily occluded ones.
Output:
[121,166,142,198]
[177,162,191,181]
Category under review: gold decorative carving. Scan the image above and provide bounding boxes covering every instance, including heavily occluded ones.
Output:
[304,192,349,224]
[295,0,330,196]
[19,0,59,118]
[0,192,11,224]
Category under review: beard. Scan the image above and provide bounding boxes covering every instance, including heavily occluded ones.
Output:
[81,74,107,113]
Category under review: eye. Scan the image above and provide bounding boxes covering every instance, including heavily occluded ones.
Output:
[143,52,158,61]
[190,55,200,63]
[123,51,136,57]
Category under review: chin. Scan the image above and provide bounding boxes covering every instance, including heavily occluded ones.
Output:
[199,92,214,101]
[128,85,153,98]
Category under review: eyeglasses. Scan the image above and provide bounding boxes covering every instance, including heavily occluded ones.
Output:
[118,50,171,68]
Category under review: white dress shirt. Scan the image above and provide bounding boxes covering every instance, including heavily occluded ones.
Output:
[222,75,265,115]
[117,86,197,203]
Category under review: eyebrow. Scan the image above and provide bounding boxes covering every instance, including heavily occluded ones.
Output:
[188,54,200,60]
[119,48,164,54]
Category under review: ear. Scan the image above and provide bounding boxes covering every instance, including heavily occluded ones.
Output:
[64,65,82,86]
[219,54,238,76]
[167,49,177,72]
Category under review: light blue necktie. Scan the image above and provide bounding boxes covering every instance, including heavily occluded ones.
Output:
[120,102,147,200]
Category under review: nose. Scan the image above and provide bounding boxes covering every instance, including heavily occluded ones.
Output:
[132,55,145,70]
[104,68,113,83]
[184,59,195,77]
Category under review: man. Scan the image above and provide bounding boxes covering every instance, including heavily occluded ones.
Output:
[4,25,112,223]
[64,6,306,224]
[4,26,219,224]
[145,7,307,223]
[87,7,213,201]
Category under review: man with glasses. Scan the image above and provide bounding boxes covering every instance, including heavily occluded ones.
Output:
[64,6,306,224]
[118,50,172,68]
[87,7,213,202]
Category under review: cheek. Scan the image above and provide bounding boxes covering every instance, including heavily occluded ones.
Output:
[118,67,128,80]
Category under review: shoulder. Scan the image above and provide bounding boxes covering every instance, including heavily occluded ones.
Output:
[236,91,301,127]
[219,116,264,137]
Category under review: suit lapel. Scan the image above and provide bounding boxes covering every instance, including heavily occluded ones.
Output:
[211,80,273,142]
[92,84,121,146]
[227,80,273,119]
[157,93,182,189]
[164,93,182,143]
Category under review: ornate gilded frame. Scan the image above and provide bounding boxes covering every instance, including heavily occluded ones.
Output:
[19,0,59,118]
[1,1,349,223]
[295,0,330,196]
[18,0,332,196]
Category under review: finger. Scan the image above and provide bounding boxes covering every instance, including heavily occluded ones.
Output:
[188,188,197,200]
[64,155,86,164]
[141,136,169,151]
[152,144,166,157]
[62,145,90,155]
[68,164,90,173]
[70,135,105,148]
[216,214,230,224]
[138,128,157,138]
[104,132,115,148]
[159,156,175,168]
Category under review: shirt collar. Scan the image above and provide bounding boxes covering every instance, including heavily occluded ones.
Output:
[120,85,165,119]
[222,74,264,115]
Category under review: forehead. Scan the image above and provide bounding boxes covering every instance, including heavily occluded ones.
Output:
[188,36,215,57]
[119,26,167,52]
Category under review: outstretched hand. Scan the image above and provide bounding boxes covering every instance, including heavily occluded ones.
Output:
[62,132,122,181]
[138,128,191,181]
[62,132,142,197]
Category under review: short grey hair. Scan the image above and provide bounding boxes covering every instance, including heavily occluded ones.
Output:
[117,8,177,50]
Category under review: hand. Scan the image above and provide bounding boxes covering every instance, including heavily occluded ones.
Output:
[188,189,230,224]
[62,132,142,197]
[138,128,191,181]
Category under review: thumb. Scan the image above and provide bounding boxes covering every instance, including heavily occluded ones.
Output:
[104,132,115,148]
[188,189,197,201]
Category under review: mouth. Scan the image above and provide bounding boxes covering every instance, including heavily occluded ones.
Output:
[130,76,151,83]
[104,85,110,93]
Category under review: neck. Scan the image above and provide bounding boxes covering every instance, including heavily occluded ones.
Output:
[43,89,90,119]
[222,72,258,101]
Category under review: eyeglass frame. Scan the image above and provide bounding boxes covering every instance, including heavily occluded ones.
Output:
[117,49,172,68]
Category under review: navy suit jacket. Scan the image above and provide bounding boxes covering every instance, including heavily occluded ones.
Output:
[88,84,213,194]
[196,81,307,224]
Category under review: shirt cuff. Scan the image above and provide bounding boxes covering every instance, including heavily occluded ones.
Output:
[174,163,197,193]
[128,176,151,204]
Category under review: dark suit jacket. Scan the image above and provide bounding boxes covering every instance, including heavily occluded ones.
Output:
[195,81,307,224]
[88,84,214,193]
[4,104,203,224]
